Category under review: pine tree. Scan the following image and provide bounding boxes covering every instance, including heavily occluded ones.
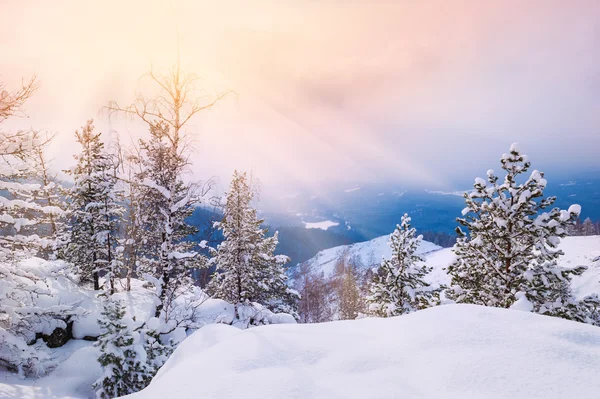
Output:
[66,120,123,292]
[31,146,69,259]
[93,297,148,398]
[106,63,225,320]
[206,171,298,317]
[446,143,583,318]
[366,214,436,317]
[0,134,63,262]
[129,120,201,319]
[140,324,173,379]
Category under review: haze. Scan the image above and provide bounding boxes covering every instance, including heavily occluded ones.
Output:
[2,0,599,193]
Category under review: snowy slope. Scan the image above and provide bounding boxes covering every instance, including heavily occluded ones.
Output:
[299,234,441,277]
[130,304,600,399]
[422,235,600,299]
[300,234,600,298]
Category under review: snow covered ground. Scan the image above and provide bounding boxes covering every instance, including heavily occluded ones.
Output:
[1,236,598,398]
[130,304,600,399]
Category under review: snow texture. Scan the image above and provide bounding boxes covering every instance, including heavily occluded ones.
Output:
[130,304,600,399]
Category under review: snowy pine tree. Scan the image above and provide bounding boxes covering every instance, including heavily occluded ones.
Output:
[30,146,69,259]
[129,120,201,319]
[106,63,225,320]
[366,214,436,317]
[206,171,298,318]
[446,143,584,319]
[93,297,148,398]
[66,120,123,292]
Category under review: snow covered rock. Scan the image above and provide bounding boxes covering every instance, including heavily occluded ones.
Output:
[130,304,600,399]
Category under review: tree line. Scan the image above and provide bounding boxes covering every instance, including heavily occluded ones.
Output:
[0,68,297,396]
[295,144,600,325]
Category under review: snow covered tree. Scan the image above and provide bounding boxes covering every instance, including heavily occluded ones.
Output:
[446,143,584,318]
[126,120,203,319]
[0,77,80,376]
[93,297,148,398]
[366,214,436,317]
[66,120,124,293]
[0,84,61,262]
[206,171,298,317]
[107,63,224,320]
[30,146,69,259]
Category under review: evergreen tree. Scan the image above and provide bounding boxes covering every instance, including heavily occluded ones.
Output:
[366,214,436,317]
[206,171,298,317]
[106,63,226,320]
[67,120,123,292]
[140,323,173,378]
[446,143,583,318]
[129,120,201,319]
[93,297,148,398]
[31,146,69,259]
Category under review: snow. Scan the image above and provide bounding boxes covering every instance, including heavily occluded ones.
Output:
[131,304,600,399]
[474,177,487,186]
[2,237,600,398]
[300,235,441,277]
[300,235,600,299]
[568,204,582,216]
[303,220,339,230]
[0,340,100,399]
[510,142,520,152]
[344,187,361,193]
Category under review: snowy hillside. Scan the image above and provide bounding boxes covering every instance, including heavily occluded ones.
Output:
[130,304,600,399]
[298,234,441,277]
[300,235,600,298]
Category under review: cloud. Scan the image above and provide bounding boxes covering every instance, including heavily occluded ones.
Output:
[1,0,599,192]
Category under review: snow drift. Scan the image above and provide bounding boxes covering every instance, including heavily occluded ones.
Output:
[131,304,600,399]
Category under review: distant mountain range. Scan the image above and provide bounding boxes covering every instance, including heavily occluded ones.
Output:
[189,176,600,267]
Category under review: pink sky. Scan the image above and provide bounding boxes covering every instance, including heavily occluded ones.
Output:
[2,0,599,192]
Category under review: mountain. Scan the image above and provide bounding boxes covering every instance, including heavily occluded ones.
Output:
[130,304,600,399]
[188,177,600,266]
[261,178,600,239]
[296,234,441,278]
[296,235,600,299]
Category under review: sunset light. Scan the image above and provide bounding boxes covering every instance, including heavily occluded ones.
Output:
[1,1,599,398]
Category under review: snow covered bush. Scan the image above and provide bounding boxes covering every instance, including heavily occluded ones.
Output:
[446,143,586,320]
[0,259,85,377]
[93,296,148,398]
[367,214,438,317]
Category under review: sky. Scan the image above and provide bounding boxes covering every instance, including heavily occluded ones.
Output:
[1,0,599,194]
